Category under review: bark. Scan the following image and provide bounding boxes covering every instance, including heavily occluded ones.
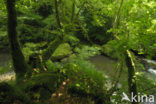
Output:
[6,0,28,82]
[71,0,75,22]
[126,50,138,104]
[54,0,62,28]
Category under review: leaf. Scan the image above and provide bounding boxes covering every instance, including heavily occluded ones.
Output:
[152,19,156,25]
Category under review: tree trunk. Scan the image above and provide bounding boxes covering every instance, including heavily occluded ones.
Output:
[54,0,62,28]
[126,50,138,104]
[71,0,75,22]
[6,0,28,83]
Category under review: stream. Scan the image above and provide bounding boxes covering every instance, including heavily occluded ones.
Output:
[89,55,156,80]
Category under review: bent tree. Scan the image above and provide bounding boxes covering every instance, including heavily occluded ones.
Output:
[6,0,28,83]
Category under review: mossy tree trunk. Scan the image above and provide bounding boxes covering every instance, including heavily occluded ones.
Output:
[126,50,138,104]
[6,0,28,83]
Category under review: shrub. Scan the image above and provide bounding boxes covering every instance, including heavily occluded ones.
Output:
[0,82,32,104]
[23,72,65,101]
[64,57,107,103]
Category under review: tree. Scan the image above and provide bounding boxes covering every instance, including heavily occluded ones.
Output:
[6,0,29,83]
[54,0,62,29]
[126,50,138,104]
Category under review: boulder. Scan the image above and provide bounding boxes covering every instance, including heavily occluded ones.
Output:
[51,43,72,60]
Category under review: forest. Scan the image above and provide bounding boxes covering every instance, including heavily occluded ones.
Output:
[0,0,156,104]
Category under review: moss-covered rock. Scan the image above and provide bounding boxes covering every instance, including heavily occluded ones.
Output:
[52,43,72,60]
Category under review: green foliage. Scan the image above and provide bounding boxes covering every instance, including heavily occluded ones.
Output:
[136,72,156,94]
[0,63,12,74]
[0,31,9,49]
[33,1,53,18]
[64,55,107,103]
[46,60,65,74]
[0,0,156,103]
[0,0,7,17]
[45,60,57,72]
[74,45,101,59]
[78,0,114,44]
[22,42,46,62]
[0,15,8,49]
[17,15,56,43]
[23,72,65,101]
[111,0,156,59]
[63,35,80,46]
[102,38,129,59]
[42,15,57,30]
[0,82,32,104]
[69,58,106,88]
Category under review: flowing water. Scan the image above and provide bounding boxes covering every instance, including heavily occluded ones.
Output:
[89,55,156,82]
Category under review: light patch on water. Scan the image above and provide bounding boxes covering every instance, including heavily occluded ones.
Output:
[0,71,15,82]
[144,59,156,65]
[148,68,156,75]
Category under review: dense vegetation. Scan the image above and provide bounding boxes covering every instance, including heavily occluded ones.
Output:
[0,0,156,104]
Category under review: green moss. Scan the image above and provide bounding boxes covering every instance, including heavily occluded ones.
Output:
[52,43,72,60]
